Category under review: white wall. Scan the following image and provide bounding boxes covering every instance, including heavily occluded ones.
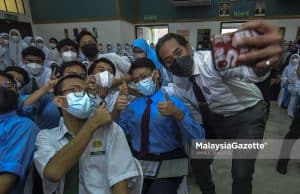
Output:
[34,20,135,45]
[138,18,300,48]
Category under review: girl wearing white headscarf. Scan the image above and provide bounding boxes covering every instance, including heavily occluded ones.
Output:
[0,33,10,69]
[23,36,35,47]
[8,29,27,66]
[34,36,53,62]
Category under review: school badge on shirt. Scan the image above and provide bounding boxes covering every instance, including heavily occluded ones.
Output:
[90,139,105,156]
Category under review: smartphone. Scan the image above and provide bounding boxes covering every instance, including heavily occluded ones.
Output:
[211,30,258,71]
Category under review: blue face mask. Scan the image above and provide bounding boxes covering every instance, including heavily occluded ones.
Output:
[136,76,156,96]
[64,92,97,119]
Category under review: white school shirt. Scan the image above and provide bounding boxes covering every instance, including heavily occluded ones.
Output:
[172,51,268,116]
[34,119,142,194]
[103,90,120,113]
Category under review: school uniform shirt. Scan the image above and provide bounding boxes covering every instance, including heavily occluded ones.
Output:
[102,90,119,113]
[34,119,142,194]
[118,87,205,154]
[0,111,39,194]
[172,51,268,116]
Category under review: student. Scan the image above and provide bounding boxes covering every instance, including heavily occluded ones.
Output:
[132,38,167,85]
[118,58,205,194]
[88,57,119,113]
[56,38,79,65]
[5,66,30,95]
[0,71,39,194]
[49,37,58,50]
[8,29,27,66]
[34,74,142,194]
[21,46,52,94]
[278,54,300,109]
[77,31,99,65]
[35,36,52,61]
[155,20,283,194]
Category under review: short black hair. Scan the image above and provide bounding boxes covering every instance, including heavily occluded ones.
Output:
[53,74,84,96]
[0,71,16,86]
[22,46,45,61]
[129,58,156,75]
[155,33,188,65]
[56,38,78,52]
[88,58,116,75]
[77,31,97,44]
[5,66,30,85]
[49,37,58,43]
[60,61,87,76]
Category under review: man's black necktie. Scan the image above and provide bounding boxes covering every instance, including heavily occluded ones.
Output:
[190,76,207,107]
[140,98,152,157]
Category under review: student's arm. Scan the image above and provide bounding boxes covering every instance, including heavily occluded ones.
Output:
[0,173,17,194]
[112,180,129,194]
[23,79,56,107]
[111,74,133,89]
[43,105,112,182]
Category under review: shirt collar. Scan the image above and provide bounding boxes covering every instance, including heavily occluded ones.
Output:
[192,52,202,76]
[0,110,17,121]
[148,89,164,103]
[57,118,74,140]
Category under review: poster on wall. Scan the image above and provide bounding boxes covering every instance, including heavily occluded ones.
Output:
[64,29,69,39]
[81,28,87,32]
[254,0,266,16]
[93,27,98,39]
[176,29,190,42]
[197,29,211,50]
[219,2,230,17]
[296,27,300,41]
[73,28,79,38]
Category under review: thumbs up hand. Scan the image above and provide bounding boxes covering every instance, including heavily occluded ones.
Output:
[119,81,129,96]
[158,100,184,121]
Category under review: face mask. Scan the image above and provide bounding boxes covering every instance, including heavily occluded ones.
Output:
[169,55,194,77]
[3,39,9,46]
[125,46,130,51]
[291,59,299,66]
[81,44,99,59]
[49,43,57,49]
[64,92,97,119]
[11,35,20,42]
[30,42,35,47]
[136,76,156,96]
[94,71,114,88]
[26,63,43,75]
[62,51,77,62]
[0,86,18,113]
[36,43,44,49]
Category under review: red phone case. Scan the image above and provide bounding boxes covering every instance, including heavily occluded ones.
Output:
[211,30,258,71]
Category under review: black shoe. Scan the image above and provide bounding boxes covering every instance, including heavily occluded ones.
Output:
[276,160,288,174]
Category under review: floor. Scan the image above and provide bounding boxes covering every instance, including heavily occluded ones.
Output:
[187,102,300,194]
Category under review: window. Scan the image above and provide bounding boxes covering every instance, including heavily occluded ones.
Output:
[0,0,25,14]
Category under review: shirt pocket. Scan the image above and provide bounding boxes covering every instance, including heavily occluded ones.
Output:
[82,150,108,188]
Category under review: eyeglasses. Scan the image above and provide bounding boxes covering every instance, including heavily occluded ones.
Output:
[0,80,16,90]
[60,86,97,99]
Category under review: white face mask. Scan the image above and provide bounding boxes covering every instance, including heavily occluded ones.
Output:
[49,43,57,49]
[94,71,114,88]
[291,58,299,66]
[11,35,20,42]
[36,43,44,49]
[15,79,22,89]
[3,39,9,45]
[30,42,35,47]
[62,51,77,62]
[26,63,43,75]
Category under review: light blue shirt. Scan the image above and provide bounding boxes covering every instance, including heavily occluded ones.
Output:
[19,93,60,129]
[0,111,39,194]
[119,89,205,154]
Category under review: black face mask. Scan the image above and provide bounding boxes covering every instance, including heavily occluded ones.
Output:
[81,44,99,59]
[169,55,194,77]
[0,87,18,113]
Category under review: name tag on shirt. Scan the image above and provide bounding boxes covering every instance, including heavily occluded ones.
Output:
[90,140,105,156]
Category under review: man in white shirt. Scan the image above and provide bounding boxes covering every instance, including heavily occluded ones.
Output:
[156,20,283,194]
[34,74,142,194]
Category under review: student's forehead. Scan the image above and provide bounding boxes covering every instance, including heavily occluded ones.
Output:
[80,35,95,43]
[64,65,86,74]
[0,75,10,82]
[24,55,43,60]
[62,78,86,89]
[96,62,113,69]
[159,38,180,56]
[132,67,151,77]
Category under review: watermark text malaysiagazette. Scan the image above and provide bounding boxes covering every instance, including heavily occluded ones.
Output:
[195,141,267,151]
